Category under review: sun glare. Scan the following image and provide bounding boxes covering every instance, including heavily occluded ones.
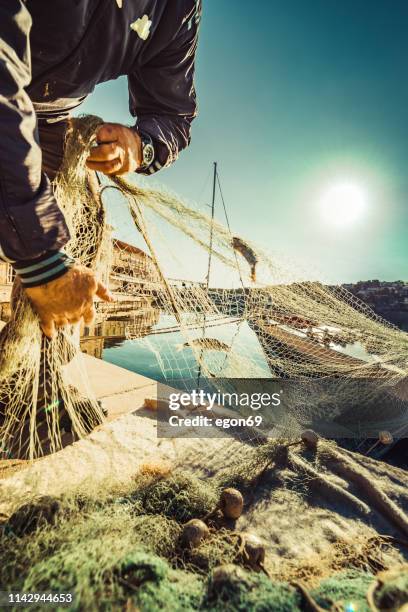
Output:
[319,181,367,227]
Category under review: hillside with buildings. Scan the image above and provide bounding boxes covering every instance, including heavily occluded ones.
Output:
[2,259,407,334]
[344,280,408,330]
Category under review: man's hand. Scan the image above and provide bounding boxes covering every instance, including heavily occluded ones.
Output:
[86,123,142,176]
[25,265,114,339]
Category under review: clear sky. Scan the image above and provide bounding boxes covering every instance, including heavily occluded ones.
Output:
[78,0,408,284]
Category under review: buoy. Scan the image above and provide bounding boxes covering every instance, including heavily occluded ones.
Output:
[242,533,266,566]
[379,431,393,445]
[219,488,244,519]
[181,519,209,548]
[301,429,319,448]
[211,564,246,585]
[143,398,169,411]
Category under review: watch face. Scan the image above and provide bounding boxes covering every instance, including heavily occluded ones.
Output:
[143,143,155,167]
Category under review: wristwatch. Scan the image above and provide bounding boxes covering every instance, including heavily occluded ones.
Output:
[140,134,155,169]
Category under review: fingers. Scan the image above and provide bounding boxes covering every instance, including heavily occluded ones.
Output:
[87,143,123,162]
[41,315,69,337]
[83,304,96,325]
[86,158,124,175]
[67,314,82,325]
[95,281,114,302]
[28,267,114,337]
[96,123,119,144]
[87,125,124,174]
[40,317,56,339]
[55,317,69,328]
[41,307,95,336]
[88,124,139,175]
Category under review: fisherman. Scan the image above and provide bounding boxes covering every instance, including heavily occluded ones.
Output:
[0,0,201,336]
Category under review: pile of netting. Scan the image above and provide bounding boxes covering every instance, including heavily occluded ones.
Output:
[0,117,110,460]
[1,447,407,612]
[1,115,408,460]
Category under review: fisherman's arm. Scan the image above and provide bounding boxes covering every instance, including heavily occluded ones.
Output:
[87,0,201,176]
[0,1,111,336]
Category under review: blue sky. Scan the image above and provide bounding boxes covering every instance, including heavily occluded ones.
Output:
[78,0,408,284]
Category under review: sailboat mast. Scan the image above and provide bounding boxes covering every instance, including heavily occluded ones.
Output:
[205,161,217,291]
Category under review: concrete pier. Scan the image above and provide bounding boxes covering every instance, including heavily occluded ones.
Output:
[0,349,254,521]
[0,353,174,515]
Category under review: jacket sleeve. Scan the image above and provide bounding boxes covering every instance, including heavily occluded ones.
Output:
[0,0,70,266]
[128,0,201,175]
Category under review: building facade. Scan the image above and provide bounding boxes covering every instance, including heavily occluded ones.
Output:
[0,263,14,309]
[110,239,161,294]
[0,239,161,322]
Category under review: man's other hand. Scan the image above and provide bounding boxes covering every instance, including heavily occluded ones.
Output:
[25,265,114,339]
[86,123,142,175]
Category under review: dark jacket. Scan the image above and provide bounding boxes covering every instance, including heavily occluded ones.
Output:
[0,0,201,265]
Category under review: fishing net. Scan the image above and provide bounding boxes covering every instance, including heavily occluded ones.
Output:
[1,455,406,611]
[368,565,408,610]
[1,114,408,460]
[0,117,108,460]
[310,569,374,611]
[0,479,302,611]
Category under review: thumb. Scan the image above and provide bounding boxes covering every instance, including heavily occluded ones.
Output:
[40,316,56,339]
[95,281,114,302]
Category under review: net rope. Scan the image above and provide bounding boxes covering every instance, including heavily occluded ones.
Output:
[1,115,408,460]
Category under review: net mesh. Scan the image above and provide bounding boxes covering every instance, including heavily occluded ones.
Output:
[1,115,408,459]
[0,117,108,460]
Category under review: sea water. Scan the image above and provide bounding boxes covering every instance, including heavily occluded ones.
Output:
[102,314,270,383]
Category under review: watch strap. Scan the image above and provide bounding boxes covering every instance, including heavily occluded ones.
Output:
[140,133,155,169]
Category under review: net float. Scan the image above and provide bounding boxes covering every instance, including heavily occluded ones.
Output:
[301,429,319,448]
[242,533,266,566]
[379,430,394,445]
[181,518,209,548]
[219,488,244,519]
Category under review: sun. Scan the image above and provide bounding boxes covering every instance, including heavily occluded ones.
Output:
[319,181,367,227]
